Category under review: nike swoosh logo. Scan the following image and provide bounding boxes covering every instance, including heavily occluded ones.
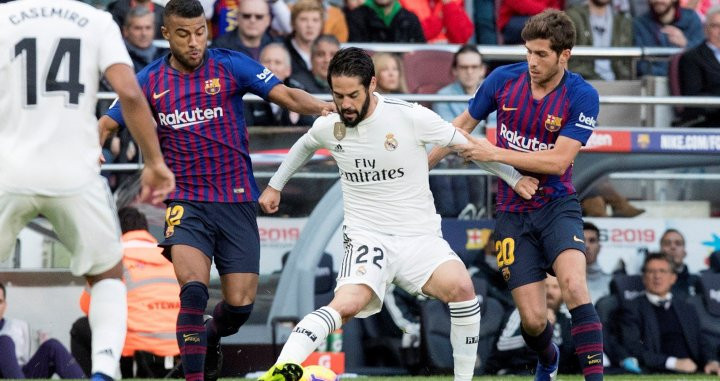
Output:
[153,89,171,100]
[573,235,585,243]
[182,333,197,339]
[586,353,601,359]
[502,104,518,111]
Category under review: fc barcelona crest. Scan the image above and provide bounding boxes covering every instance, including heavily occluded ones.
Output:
[544,114,563,132]
[204,78,221,95]
[333,122,346,140]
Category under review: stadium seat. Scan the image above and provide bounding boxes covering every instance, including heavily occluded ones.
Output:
[689,273,720,361]
[402,50,454,95]
[668,53,684,117]
[586,80,643,127]
[594,295,629,366]
[420,286,504,374]
[609,274,644,308]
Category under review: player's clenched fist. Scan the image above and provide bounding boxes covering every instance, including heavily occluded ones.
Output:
[259,186,282,214]
[513,176,539,200]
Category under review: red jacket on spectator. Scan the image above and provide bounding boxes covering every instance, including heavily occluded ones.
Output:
[400,0,474,43]
[497,0,562,34]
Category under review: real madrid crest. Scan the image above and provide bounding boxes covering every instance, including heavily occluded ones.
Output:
[204,78,221,95]
[333,122,346,140]
[384,133,398,151]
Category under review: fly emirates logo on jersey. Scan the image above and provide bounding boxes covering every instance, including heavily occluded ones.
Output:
[499,123,555,152]
[340,158,405,183]
[158,107,224,129]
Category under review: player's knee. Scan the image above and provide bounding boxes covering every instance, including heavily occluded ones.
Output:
[442,278,476,303]
[521,317,547,336]
[558,274,589,305]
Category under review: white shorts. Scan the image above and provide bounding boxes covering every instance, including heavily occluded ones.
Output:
[336,226,463,318]
[0,176,123,276]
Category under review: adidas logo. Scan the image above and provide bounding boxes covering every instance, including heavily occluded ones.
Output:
[334,144,344,152]
[96,348,114,357]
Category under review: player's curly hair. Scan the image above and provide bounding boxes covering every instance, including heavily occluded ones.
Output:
[327,47,374,89]
[521,9,576,55]
[164,0,205,25]
[118,207,149,234]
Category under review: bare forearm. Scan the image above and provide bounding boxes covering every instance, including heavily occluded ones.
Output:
[491,148,569,175]
[98,115,118,145]
[281,88,326,115]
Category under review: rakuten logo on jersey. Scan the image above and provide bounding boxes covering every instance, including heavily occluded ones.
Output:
[158,107,224,129]
[499,124,554,152]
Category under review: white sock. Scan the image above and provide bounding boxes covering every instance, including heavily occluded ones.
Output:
[278,306,342,363]
[449,297,481,381]
[89,278,127,379]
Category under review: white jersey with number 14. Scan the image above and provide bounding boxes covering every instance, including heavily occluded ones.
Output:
[0,0,132,195]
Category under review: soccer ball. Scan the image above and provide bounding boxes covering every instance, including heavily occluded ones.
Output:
[300,365,338,381]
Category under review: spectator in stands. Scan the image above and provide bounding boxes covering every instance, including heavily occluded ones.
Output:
[620,253,720,374]
[433,45,485,120]
[633,0,704,76]
[290,35,340,94]
[430,45,487,218]
[343,0,365,12]
[347,0,426,42]
[371,52,408,93]
[108,0,165,39]
[212,0,277,61]
[124,6,168,72]
[581,180,644,217]
[566,0,633,80]
[0,283,85,379]
[708,250,720,273]
[583,222,612,304]
[245,43,315,126]
[659,229,700,299]
[209,0,293,38]
[486,276,579,375]
[321,0,350,42]
[399,0,474,43]
[679,5,720,127]
[284,0,325,79]
[497,0,562,44]
[71,207,181,378]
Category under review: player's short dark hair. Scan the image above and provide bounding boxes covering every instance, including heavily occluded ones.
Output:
[521,9,575,55]
[118,207,148,234]
[164,0,205,25]
[583,222,599,236]
[327,47,374,89]
[642,252,674,274]
[452,44,482,68]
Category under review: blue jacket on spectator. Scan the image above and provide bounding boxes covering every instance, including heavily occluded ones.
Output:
[633,7,703,76]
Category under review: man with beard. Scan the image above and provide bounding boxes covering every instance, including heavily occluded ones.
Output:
[256,47,539,381]
[98,2,334,381]
[634,0,703,76]
[433,10,605,381]
[566,0,633,80]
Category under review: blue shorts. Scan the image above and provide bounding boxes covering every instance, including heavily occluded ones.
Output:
[493,195,586,290]
[160,200,260,275]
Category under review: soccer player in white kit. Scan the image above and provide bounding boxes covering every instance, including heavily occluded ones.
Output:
[0,1,175,380]
[258,48,538,381]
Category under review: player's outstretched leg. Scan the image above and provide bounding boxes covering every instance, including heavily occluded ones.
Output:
[205,302,253,381]
[176,282,210,381]
[449,297,481,381]
[258,306,342,381]
[521,321,559,381]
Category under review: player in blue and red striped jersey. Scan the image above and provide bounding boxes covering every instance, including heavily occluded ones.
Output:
[98,1,334,381]
[431,9,603,381]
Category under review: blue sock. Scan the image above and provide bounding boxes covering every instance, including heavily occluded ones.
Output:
[207,301,253,345]
[177,282,209,381]
[570,303,604,381]
[91,372,113,381]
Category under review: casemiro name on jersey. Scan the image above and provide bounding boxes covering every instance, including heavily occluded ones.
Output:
[8,6,89,27]
[340,158,405,183]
